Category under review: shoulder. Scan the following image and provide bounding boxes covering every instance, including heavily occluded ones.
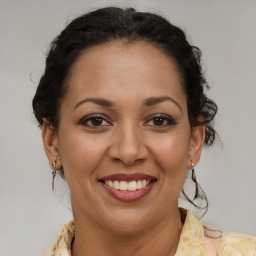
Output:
[204,229,256,256]
[41,220,75,256]
[41,244,55,256]
[220,231,256,255]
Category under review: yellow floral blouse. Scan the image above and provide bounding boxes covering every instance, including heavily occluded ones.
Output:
[42,210,256,256]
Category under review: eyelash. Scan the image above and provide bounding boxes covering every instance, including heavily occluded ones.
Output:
[78,114,177,128]
[144,114,177,127]
[78,114,111,128]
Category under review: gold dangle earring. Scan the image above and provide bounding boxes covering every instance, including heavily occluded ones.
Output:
[191,162,199,200]
[52,160,57,192]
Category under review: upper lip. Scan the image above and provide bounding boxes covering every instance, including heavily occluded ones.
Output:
[99,173,157,182]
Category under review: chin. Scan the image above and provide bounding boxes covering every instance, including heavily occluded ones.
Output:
[98,207,157,235]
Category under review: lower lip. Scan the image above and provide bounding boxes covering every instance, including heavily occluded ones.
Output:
[101,182,155,202]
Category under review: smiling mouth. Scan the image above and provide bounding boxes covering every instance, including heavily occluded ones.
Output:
[99,173,157,202]
[101,179,155,191]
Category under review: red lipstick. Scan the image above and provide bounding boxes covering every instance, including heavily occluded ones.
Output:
[102,182,155,202]
[100,173,155,182]
[99,173,157,202]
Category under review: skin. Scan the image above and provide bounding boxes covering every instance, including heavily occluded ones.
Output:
[42,41,205,256]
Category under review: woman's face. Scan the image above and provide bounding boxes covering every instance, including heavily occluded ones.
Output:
[43,41,204,233]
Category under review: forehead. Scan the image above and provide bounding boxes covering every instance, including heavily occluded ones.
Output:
[64,40,186,107]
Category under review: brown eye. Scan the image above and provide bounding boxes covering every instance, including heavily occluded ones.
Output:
[152,117,165,126]
[144,114,177,127]
[78,115,111,127]
[91,117,104,126]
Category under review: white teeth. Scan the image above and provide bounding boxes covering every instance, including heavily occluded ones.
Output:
[120,181,128,191]
[137,180,142,189]
[104,179,153,191]
[128,181,137,191]
[108,180,113,187]
[113,180,120,190]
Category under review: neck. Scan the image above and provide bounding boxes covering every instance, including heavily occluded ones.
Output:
[71,208,183,256]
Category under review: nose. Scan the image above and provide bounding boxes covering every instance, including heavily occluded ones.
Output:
[108,124,148,166]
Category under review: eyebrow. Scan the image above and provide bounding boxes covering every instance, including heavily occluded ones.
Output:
[144,96,182,112]
[74,96,182,112]
[74,98,114,109]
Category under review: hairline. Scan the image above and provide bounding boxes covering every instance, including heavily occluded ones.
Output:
[54,38,187,129]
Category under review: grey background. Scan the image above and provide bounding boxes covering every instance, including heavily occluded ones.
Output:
[0,0,255,255]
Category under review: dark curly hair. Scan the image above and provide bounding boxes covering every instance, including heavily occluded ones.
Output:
[32,7,218,213]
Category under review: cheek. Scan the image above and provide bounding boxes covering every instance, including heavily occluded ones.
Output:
[151,129,190,184]
[57,130,107,185]
[158,141,188,175]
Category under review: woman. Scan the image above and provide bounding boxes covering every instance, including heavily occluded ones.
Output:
[33,7,256,256]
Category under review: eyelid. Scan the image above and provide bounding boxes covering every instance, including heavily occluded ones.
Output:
[77,114,112,126]
[143,114,177,126]
[77,113,177,127]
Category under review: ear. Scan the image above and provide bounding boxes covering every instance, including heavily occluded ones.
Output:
[42,119,62,169]
[187,125,205,169]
